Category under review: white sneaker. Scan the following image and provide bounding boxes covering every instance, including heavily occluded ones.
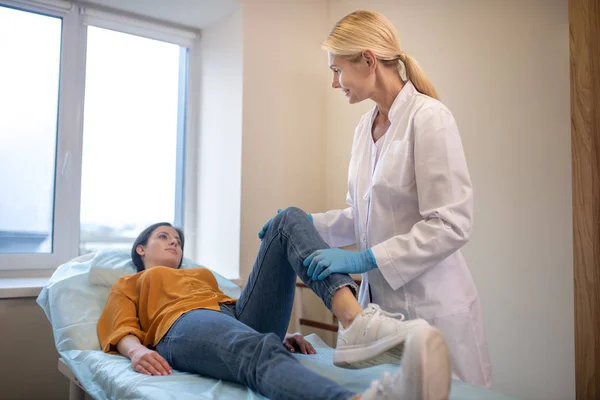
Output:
[361,326,452,400]
[334,304,430,369]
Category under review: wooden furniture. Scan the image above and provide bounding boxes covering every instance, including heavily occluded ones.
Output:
[570,0,600,398]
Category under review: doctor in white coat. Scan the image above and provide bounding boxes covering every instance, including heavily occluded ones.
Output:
[304,10,492,388]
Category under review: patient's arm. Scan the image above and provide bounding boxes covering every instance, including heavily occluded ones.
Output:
[117,335,172,376]
[97,284,147,353]
[97,284,172,376]
[116,334,147,358]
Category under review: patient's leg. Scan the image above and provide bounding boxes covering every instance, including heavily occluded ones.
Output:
[156,308,452,400]
[234,207,360,338]
[236,207,430,369]
[155,308,355,400]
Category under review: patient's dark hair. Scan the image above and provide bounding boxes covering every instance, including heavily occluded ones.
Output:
[131,222,185,272]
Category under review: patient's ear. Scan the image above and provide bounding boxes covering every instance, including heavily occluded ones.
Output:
[136,245,145,257]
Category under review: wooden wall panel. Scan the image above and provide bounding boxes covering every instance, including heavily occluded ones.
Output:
[570,0,600,398]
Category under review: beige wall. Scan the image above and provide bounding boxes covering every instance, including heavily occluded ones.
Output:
[0,298,68,399]
[323,1,573,399]
[239,1,330,281]
[237,1,336,344]
[193,7,244,279]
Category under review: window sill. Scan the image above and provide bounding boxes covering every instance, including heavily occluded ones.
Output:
[0,276,244,299]
[0,277,50,299]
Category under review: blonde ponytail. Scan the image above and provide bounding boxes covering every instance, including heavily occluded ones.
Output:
[324,10,440,100]
[400,53,439,100]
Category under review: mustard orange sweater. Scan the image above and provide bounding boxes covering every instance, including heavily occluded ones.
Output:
[97,266,236,353]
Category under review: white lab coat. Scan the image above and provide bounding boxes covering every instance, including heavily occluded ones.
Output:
[312,81,492,388]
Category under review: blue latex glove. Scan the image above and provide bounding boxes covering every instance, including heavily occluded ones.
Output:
[258,210,313,240]
[304,248,377,281]
[258,209,282,240]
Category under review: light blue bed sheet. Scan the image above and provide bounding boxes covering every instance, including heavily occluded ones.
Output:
[61,335,514,400]
[37,250,515,400]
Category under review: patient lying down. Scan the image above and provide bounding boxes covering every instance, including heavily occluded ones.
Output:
[97,207,452,400]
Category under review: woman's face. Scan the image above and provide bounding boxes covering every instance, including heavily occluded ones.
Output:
[136,226,183,270]
[328,52,373,104]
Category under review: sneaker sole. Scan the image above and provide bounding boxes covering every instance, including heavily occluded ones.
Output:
[403,327,451,400]
[334,334,407,369]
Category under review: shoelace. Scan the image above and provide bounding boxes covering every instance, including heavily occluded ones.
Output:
[362,304,407,338]
[365,304,406,321]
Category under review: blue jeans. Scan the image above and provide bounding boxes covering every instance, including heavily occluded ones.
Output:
[156,207,360,400]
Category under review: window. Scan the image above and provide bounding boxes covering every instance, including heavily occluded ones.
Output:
[0,5,62,254]
[79,27,187,254]
[0,0,197,270]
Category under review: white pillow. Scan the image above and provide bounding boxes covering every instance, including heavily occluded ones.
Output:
[87,249,137,287]
[87,249,241,299]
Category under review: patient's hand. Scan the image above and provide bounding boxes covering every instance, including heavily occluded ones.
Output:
[130,347,173,376]
[283,332,317,355]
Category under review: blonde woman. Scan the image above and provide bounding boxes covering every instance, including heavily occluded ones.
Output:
[260,10,492,389]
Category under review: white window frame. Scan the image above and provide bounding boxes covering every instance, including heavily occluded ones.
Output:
[0,0,199,274]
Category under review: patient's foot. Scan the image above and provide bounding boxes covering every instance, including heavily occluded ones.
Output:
[361,326,452,400]
[334,304,429,369]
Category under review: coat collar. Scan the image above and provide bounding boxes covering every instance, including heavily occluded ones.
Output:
[388,80,416,121]
[368,80,416,133]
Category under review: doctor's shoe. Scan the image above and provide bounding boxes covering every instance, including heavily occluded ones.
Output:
[334,304,429,369]
[360,326,452,400]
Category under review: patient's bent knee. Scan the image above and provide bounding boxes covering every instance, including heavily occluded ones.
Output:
[269,207,311,235]
[280,207,308,221]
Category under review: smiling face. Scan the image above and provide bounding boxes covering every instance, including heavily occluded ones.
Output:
[328,52,375,104]
[135,225,183,270]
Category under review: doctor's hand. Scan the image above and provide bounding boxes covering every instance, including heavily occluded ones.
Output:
[304,248,377,281]
[283,332,317,354]
[130,347,173,376]
[258,209,282,240]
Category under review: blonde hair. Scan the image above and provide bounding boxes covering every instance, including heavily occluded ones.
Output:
[323,10,439,100]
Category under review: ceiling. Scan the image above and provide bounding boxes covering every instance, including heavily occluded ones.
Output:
[80,0,241,29]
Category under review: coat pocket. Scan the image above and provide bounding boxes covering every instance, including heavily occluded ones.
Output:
[381,140,415,187]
